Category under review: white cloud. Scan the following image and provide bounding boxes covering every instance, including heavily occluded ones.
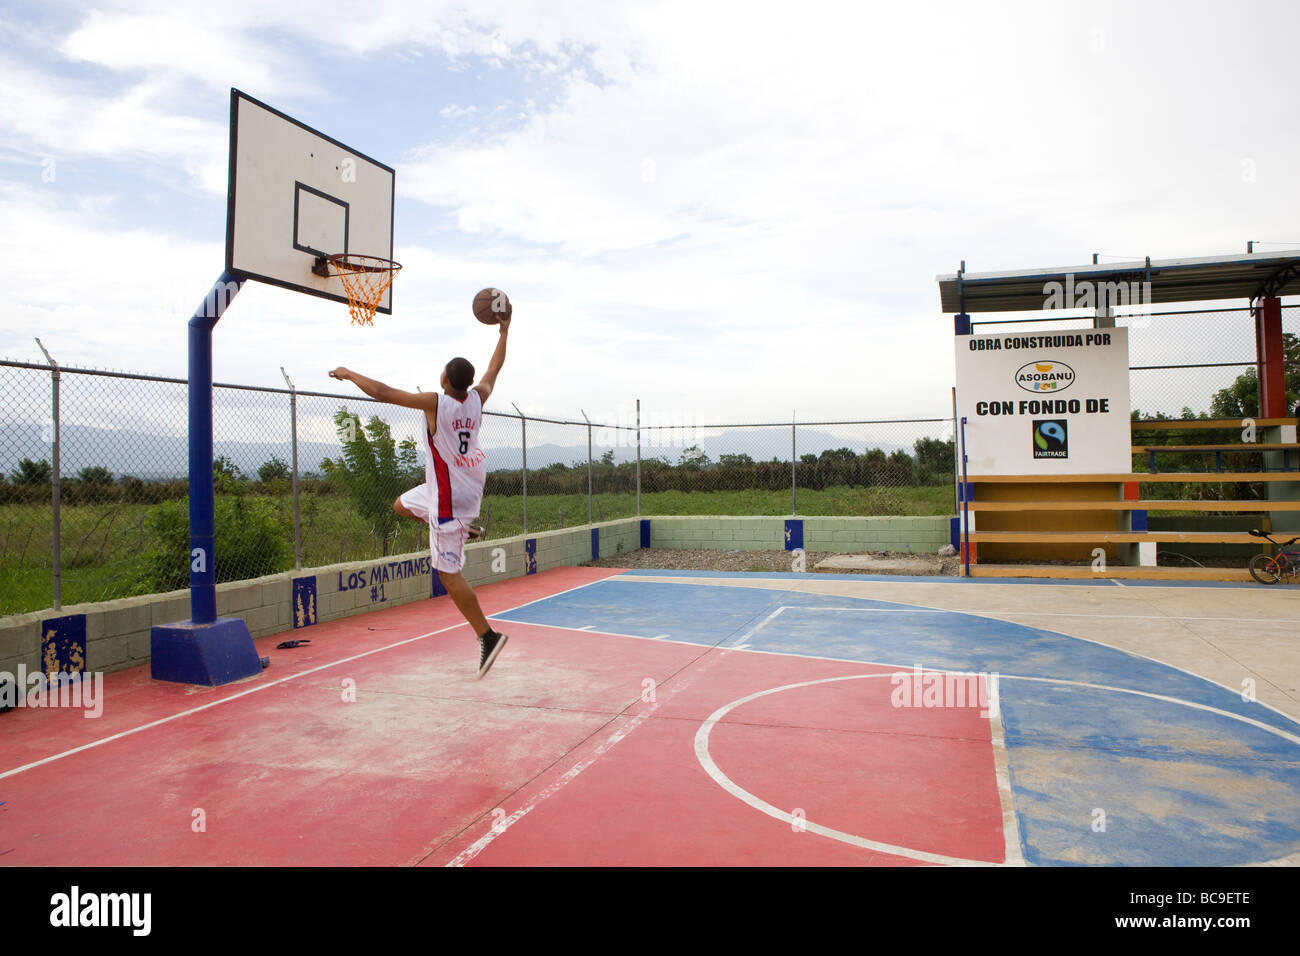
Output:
[4,0,1300,430]
[0,65,227,192]
[60,9,292,98]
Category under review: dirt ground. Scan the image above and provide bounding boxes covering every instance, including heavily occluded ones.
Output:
[585,547,964,576]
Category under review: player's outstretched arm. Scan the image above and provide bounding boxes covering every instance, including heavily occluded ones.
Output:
[473,317,510,405]
[329,368,437,412]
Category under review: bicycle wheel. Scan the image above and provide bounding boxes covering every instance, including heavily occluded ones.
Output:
[1249,553,1281,585]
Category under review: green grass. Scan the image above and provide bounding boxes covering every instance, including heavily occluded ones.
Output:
[0,484,955,616]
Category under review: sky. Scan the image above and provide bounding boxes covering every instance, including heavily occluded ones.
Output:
[2,0,1299,433]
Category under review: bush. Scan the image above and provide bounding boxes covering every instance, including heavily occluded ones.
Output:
[138,495,292,593]
[258,457,291,483]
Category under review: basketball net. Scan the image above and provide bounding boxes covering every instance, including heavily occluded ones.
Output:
[316,254,402,326]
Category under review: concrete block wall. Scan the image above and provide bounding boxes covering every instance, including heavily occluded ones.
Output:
[649,516,786,550]
[0,518,641,680]
[800,516,950,552]
[0,514,944,682]
[647,515,950,552]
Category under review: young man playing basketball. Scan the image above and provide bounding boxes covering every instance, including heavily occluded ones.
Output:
[329,316,511,678]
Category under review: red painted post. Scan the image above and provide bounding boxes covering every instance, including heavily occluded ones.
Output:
[1255,296,1286,418]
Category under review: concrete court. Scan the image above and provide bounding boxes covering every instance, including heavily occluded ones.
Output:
[1,566,1296,867]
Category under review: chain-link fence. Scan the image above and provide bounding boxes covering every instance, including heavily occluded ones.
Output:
[8,306,1290,615]
[970,304,1300,505]
[635,418,955,517]
[0,353,958,616]
[971,305,1299,419]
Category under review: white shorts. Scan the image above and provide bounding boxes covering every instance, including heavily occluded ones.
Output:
[399,486,474,575]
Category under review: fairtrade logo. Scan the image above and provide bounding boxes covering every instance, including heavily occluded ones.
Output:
[1033,420,1068,459]
[1015,360,1074,394]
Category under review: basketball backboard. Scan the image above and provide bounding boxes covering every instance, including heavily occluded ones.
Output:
[225,89,396,314]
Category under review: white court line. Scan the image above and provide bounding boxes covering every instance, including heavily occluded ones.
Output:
[443,598,795,865]
[723,604,787,648]
[620,574,1281,593]
[986,687,1026,867]
[693,673,1005,867]
[449,595,1300,866]
[749,606,1292,625]
[694,669,1300,867]
[444,634,754,866]
[504,602,1300,733]
[0,575,616,782]
[446,696,663,867]
[486,617,685,646]
[738,602,1300,732]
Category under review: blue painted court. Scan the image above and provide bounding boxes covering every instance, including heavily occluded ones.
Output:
[493,574,1300,866]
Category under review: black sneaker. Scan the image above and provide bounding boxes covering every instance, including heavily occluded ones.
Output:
[477,630,508,679]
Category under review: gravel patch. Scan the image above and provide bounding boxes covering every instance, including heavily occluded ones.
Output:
[585,548,962,577]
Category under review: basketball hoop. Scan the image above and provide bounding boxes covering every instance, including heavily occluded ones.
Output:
[313,254,402,326]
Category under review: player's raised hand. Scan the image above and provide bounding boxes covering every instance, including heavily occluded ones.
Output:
[329,367,352,381]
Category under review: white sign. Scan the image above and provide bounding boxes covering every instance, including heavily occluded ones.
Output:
[955,328,1131,476]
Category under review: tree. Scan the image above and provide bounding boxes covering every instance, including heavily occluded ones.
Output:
[718,453,754,467]
[321,408,419,556]
[678,445,710,470]
[212,456,246,495]
[913,437,955,482]
[1210,332,1299,417]
[12,458,51,485]
[599,450,615,466]
[258,456,291,483]
[77,465,114,485]
[140,495,291,593]
[888,449,916,483]
[818,447,858,464]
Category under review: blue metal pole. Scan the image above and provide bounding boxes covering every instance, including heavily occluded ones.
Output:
[188,273,244,624]
[960,416,970,578]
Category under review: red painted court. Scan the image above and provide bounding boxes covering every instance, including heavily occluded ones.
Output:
[8,565,1299,868]
[0,567,1012,867]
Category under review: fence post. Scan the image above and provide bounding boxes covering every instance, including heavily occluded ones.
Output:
[791,412,797,516]
[35,338,61,611]
[281,367,302,570]
[636,399,641,517]
[581,409,593,526]
[960,416,970,578]
[512,403,527,534]
[951,386,959,514]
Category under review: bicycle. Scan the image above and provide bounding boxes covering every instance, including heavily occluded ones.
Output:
[1247,529,1300,585]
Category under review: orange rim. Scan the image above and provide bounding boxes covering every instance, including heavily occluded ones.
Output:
[315,254,402,326]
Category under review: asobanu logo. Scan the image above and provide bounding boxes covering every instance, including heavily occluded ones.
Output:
[1015,360,1074,393]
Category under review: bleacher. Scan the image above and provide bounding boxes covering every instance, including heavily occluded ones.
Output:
[961,418,1300,581]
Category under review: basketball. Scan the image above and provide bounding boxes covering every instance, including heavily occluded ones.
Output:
[473,287,512,325]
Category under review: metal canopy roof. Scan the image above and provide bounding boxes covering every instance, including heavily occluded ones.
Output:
[936,249,1300,314]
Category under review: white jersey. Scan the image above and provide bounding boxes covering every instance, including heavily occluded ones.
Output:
[424,389,487,522]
